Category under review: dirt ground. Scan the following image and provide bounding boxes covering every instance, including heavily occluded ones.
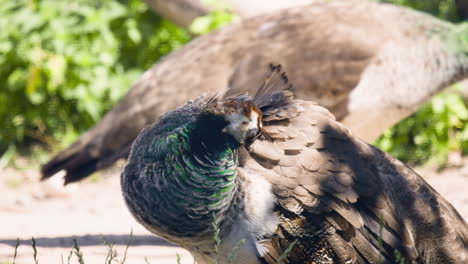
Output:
[1,159,467,264]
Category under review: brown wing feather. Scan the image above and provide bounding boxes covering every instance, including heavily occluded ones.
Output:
[245,100,468,263]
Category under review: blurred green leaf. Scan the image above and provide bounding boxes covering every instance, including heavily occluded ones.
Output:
[446,94,468,120]
[190,16,213,35]
[26,66,43,98]
[189,10,239,35]
[46,55,67,91]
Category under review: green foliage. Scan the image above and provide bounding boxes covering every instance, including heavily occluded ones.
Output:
[382,0,461,22]
[0,0,190,163]
[375,88,468,165]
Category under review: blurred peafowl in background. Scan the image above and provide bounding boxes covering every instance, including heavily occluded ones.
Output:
[42,0,468,184]
[121,65,468,264]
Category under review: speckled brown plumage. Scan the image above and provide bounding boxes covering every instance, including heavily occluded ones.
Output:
[121,65,468,264]
[242,67,468,263]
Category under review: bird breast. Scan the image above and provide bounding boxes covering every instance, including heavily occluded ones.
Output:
[195,167,279,264]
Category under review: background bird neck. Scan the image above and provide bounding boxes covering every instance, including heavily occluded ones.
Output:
[437,23,468,81]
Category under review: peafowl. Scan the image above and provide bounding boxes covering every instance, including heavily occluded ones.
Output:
[121,65,468,264]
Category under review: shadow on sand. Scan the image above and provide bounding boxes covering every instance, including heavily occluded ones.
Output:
[0,234,176,248]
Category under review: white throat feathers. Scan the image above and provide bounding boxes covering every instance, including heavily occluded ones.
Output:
[223,110,261,144]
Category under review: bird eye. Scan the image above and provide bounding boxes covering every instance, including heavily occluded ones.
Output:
[242,121,248,125]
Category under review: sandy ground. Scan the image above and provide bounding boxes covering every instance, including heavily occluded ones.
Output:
[1,159,467,264]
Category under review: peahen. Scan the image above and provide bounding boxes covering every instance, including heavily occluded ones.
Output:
[121,65,468,264]
[42,0,468,184]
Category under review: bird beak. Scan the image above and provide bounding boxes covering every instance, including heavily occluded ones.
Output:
[246,127,260,140]
[245,127,261,147]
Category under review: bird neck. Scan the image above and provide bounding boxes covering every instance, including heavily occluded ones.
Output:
[191,110,241,153]
[438,23,468,81]
[156,121,240,242]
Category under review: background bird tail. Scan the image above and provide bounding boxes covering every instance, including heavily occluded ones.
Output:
[41,140,131,185]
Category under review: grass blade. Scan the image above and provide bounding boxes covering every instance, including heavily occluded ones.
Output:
[212,220,221,264]
[121,230,133,264]
[66,247,73,264]
[104,241,115,264]
[275,240,297,264]
[192,248,198,264]
[31,237,38,264]
[12,238,20,264]
[72,239,85,264]
[227,239,245,264]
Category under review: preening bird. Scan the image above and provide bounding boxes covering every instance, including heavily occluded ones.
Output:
[42,0,468,184]
[121,65,468,264]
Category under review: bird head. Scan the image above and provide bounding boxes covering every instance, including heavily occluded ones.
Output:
[205,99,262,146]
[222,100,262,145]
[198,64,292,148]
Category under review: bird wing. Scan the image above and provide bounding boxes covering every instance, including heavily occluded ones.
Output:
[245,99,468,263]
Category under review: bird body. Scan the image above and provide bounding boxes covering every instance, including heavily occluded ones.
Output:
[43,0,468,184]
[121,95,279,263]
[121,66,468,263]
